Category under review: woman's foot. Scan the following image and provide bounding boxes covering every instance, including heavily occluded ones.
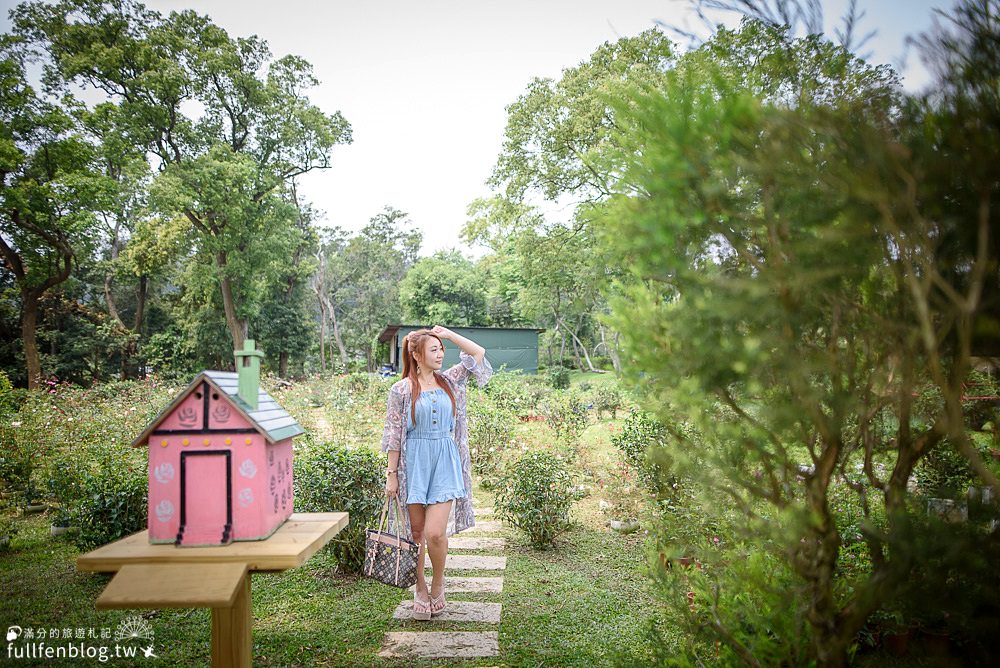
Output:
[413,591,432,621]
[430,584,447,616]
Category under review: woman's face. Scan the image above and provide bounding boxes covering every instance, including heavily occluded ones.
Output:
[416,336,444,372]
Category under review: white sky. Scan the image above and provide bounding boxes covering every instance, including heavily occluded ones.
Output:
[2,0,950,258]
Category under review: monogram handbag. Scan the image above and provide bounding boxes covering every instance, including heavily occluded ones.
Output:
[364,496,420,588]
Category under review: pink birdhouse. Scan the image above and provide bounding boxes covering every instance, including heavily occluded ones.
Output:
[132,340,302,546]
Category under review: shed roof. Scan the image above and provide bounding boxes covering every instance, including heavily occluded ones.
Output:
[378,323,545,343]
[131,370,304,447]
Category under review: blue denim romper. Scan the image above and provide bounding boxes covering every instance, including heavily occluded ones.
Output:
[405,388,467,505]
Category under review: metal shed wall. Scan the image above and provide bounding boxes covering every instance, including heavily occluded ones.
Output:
[385,325,542,375]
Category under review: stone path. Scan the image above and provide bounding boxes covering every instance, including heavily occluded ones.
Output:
[379,497,505,660]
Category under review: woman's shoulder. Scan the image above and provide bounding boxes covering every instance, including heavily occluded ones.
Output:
[390,378,411,395]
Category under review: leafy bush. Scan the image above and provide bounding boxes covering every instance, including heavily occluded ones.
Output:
[547,366,570,390]
[611,408,674,498]
[914,441,978,499]
[73,447,148,548]
[467,401,516,489]
[594,385,624,419]
[481,369,534,415]
[539,390,588,446]
[294,438,385,573]
[494,451,575,548]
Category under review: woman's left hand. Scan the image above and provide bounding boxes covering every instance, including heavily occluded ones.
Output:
[430,325,454,341]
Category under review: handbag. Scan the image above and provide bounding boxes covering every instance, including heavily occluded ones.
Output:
[363,495,420,588]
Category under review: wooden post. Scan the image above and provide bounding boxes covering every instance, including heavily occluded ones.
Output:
[211,573,252,668]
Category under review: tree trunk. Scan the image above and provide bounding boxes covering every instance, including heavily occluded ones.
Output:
[21,290,42,390]
[104,272,122,324]
[599,323,622,373]
[217,251,247,350]
[569,320,596,371]
[317,299,327,373]
[330,305,349,369]
[134,275,147,333]
[801,473,849,668]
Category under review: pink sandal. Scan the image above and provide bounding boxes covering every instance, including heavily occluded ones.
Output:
[413,592,432,621]
[430,590,447,616]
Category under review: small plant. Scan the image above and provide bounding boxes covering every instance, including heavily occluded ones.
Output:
[0,500,18,547]
[594,385,624,419]
[73,448,149,548]
[539,390,588,446]
[914,440,977,499]
[294,438,385,573]
[481,370,534,415]
[468,401,516,490]
[611,408,675,499]
[547,366,570,390]
[494,450,575,549]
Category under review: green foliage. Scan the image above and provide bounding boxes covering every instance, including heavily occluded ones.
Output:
[294,438,385,573]
[547,366,570,390]
[72,446,148,548]
[482,368,549,415]
[399,250,489,325]
[651,546,813,666]
[338,208,422,370]
[467,400,516,489]
[593,384,624,419]
[915,441,978,499]
[611,408,675,499]
[539,389,588,446]
[592,8,1000,662]
[495,450,575,549]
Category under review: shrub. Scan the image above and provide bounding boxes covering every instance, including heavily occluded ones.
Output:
[73,447,148,549]
[494,450,575,548]
[611,408,675,499]
[482,370,533,415]
[547,366,570,390]
[294,438,385,573]
[467,401,516,490]
[594,385,624,419]
[914,440,977,499]
[539,390,588,446]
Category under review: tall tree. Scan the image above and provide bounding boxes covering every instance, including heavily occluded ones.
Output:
[600,10,995,666]
[15,0,352,351]
[310,225,351,372]
[399,250,488,326]
[340,206,421,371]
[0,37,109,388]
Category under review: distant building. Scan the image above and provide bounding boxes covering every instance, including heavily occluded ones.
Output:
[378,324,545,375]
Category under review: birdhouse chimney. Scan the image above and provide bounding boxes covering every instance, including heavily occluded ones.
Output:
[235,339,264,410]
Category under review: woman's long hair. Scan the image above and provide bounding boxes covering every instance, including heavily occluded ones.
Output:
[401,329,457,425]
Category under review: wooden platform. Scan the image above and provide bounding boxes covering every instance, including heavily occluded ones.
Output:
[77,512,348,572]
[76,511,348,668]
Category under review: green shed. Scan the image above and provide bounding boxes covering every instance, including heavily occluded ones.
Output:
[378,324,545,375]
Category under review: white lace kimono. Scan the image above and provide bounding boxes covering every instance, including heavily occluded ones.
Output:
[380,351,493,540]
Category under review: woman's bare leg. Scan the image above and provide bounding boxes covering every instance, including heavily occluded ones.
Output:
[408,503,429,600]
[423,500,453,599]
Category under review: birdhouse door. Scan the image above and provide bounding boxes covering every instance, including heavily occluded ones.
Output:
[177,451,233,546]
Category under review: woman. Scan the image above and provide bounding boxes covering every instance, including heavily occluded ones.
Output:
[380,325,493,620]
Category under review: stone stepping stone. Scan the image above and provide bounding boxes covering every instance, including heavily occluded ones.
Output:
[475,506,494,516]
[425,555,506,570]
[378,631,498,659]
[393,600,502,623]
[464,520,501,534]
[448,537,505,551]
[409,576,504,594]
